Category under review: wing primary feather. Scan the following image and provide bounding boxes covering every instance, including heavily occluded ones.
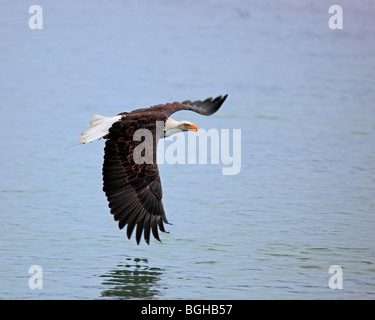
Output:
[143,214,151,245]
[150,216,161,242]
[126,204,144,240]
[135,213,146,245]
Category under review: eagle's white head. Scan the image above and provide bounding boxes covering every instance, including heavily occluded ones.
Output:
[164,118,198,137]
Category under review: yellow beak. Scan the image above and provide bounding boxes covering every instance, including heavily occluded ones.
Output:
[187,124,198,132]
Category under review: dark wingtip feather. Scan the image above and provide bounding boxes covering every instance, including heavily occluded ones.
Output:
[151,217,162,243]
[204,94,228,116]
[143,215,151,245]
[135,221,144,245]
[185,94,228,116]
[152,226,162,243]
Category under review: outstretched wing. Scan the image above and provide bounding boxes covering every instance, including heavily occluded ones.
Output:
[135,94,228,118]
[102,115,169,245]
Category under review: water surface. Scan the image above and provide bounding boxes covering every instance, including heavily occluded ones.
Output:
[1,0,374,299]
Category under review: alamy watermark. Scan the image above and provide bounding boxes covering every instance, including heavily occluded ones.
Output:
[28,5,43,30]
[29,4,343,31]
[328,265,343,290]
[28,265,43,290]
[133,122,241,175]
[328,5,343,30]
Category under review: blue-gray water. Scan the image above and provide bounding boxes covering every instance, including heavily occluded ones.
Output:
[1,0,374,299]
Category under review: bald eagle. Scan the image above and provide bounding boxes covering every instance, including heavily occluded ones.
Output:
[79,95,228,244]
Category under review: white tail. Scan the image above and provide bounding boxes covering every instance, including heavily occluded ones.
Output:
[78,114,122,144]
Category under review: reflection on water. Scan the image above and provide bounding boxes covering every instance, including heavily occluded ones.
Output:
[100,257,164,300]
